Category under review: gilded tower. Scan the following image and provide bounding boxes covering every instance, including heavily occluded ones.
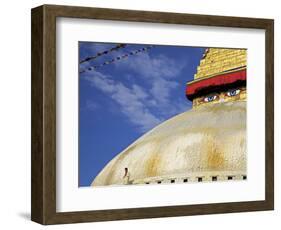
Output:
[186,48,246,108]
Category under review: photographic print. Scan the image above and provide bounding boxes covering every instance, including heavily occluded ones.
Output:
[79,42,247,187]
[31,5,274,224]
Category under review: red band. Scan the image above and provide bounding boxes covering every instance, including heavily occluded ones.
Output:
[186,69,246,98]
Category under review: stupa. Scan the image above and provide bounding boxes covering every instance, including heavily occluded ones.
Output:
[92,48,247,186]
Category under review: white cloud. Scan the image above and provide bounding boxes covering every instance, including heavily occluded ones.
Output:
[118,52,185,79]
[85,100,99,111]
[84,72,163,132]
[150,78,179,104]
[115,51,187,107]
[131,84,149,100]
[82,50,190,133]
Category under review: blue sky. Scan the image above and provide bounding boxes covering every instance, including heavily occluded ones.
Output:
[79,42,205,186]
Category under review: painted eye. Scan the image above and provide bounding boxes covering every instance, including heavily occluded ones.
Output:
[204,95,217,102]
[227,89,240,97]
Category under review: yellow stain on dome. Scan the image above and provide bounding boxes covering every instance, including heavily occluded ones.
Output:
[205,137,225,171]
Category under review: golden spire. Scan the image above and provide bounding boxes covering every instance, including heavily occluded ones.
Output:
[186,48,247,108]
[195,48,247,80]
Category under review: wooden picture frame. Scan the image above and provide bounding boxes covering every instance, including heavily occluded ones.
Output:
[31,4,274,225]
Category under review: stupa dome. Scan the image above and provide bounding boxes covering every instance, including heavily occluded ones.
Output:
[92,101,246,186]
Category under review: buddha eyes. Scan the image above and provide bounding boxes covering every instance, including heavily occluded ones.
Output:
[227,89,240,97]
[204,95,217,102]
[202,89,241,103]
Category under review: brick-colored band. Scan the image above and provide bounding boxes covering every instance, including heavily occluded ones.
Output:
[186,69,246,99]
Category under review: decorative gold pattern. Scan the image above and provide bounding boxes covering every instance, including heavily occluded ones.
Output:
[195,48,247,79]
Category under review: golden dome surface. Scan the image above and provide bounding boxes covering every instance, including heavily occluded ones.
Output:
[92,101,246,186]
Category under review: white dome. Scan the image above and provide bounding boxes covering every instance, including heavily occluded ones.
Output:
[92,101,246,186]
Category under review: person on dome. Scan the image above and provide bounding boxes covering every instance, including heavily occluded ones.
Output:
[123,167,130,185]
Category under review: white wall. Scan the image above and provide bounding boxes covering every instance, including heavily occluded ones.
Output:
[0,0,279,229]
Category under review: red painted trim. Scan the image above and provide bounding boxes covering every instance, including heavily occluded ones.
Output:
[186,69,246,97]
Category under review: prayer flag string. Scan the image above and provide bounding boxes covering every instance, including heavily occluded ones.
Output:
[80,45,153,74]
[79,44,127,64]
